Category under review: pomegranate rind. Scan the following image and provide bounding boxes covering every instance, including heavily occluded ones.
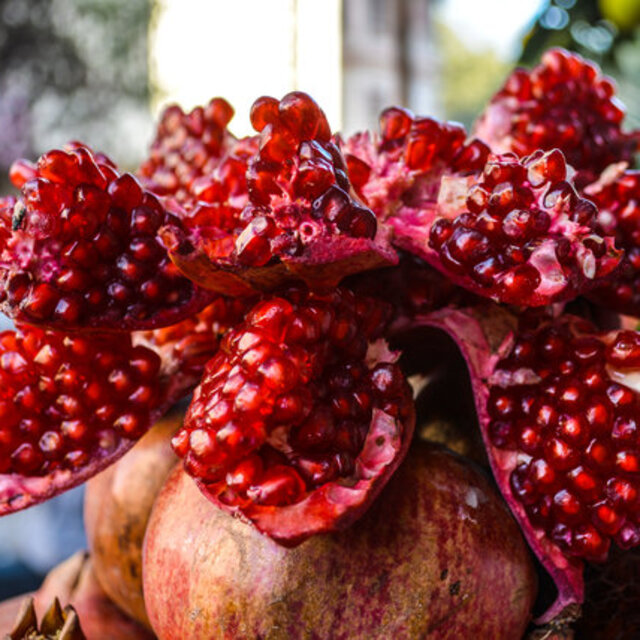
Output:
[197,406,415,546]
[143,442,536,640]
[399,306,584,624]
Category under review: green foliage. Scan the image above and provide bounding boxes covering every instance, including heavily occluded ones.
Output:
[435,20,510,126]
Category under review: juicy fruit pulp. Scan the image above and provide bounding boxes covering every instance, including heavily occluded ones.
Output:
[142,443,537,640]
[0,144,213,330]
[0,325,171,514]
[489,321,640,563]
[171,287,415,543]
[343,112,622,307]
[138,97,238,205]
[585,164,640,316]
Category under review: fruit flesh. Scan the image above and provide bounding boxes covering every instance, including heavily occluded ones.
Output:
[161,92,397,295]
[474,47,639,188]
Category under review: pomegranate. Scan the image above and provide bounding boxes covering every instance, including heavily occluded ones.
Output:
[5,597,85,639]
[0,143,214,331]
[398,304,640,623]
[137,97,242,205]
[342,117,622,307]
[160,91,397,295]
[583,163,640,317]
[84,405,183,629]
[143,441,537,640]
[171,286,415,544]
[474,48,639,187]
[0,325,179,515]
[0,551,153,639]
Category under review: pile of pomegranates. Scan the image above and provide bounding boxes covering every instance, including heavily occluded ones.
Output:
[2,47,640,638]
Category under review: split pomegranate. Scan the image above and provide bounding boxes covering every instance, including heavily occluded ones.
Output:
[401,305,640,623]
[343,114,622,306]
[143,442,537,640]
[0,143,214,330]
[0,325,176,515]
[161,91,397,295]
[171,286,415,544]
[84,406,182,629]
[474,47,639,187]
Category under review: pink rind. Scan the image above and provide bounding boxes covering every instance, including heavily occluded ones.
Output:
[162,222,398,296]
[398,306,584,624]
[196,406,415,547]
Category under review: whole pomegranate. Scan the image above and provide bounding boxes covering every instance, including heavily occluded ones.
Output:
[84,404,183,628]
[143,441,537,640]
[0,551,153,639]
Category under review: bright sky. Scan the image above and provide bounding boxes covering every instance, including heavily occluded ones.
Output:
[437,0,546,58]
[150,0,546,136]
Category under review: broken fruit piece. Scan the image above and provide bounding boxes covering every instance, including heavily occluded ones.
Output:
[0,144,214,331]
[161,92,397,296]
[344,112,621,307]
[0,325,182,515]
[171,287,414,544]
[403,305,640,622]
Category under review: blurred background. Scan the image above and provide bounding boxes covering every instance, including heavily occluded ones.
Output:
[1,0,640,597]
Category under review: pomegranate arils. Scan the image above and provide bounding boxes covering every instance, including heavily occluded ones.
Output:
[474,48,639,187]
[487,317,640,562]
[427,150,622,305]
[0,324,170,513]
[342,106,620,306]
[162,92,396,296]
[0,144,214,330]
[138,97,239,205]
[173,288,414,543]
[582,165,640,316]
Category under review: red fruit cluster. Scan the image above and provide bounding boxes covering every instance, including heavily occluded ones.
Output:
[0,326,162,476]
[161,91,396,297]
[583,166,640,316]
[489,320,640,561]
[0,144,213,330]
[2,46,640,629]
[171,288,413,537]
[474,48,639,186]
[341,106,489,217]
[138,97,237,203]
[428,149,620,305]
